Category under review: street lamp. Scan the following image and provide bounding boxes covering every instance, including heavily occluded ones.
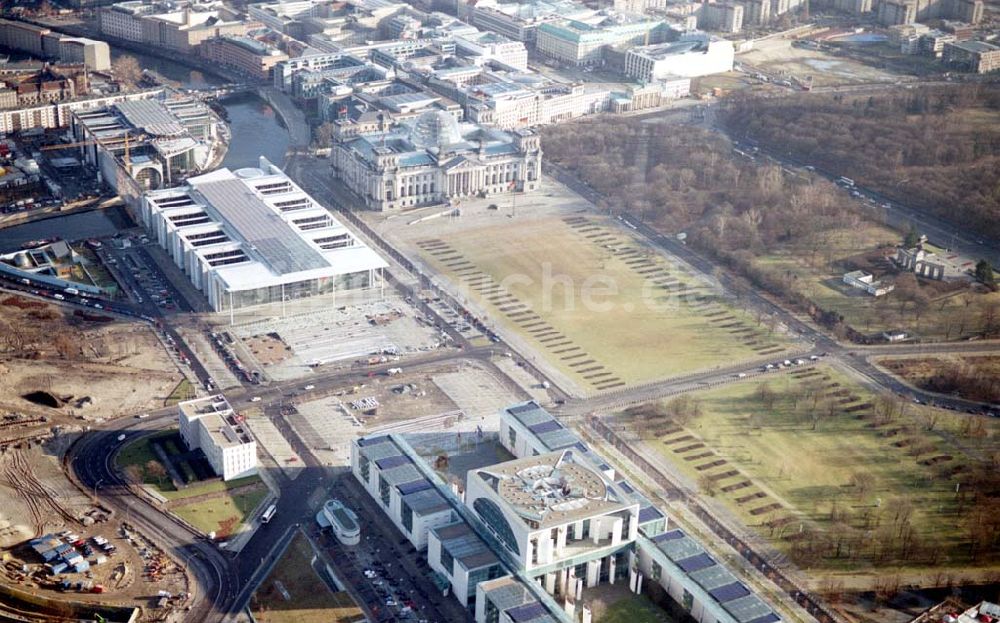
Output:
[93,478,105,500]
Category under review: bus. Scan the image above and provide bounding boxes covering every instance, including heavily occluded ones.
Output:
[261,504,277,524]
[838,176,855,187]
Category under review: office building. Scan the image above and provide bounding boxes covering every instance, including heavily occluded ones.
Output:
[0,88,166,134]
[0,20,111,71]
[877,0,918,24]
[943,40,1000,73]
[139,159,388,313]
[698,3,744,33]
[199,36,290,81]
[99,2,252,52]
[454,31,529,70]
[743,0,771,26]
[947,0,983,22]
[71,94,224,193]
[535,19,668,66]
[351,401,780,623]
[624,34,734,80]
[331,110,542,211]
[470,0,593,43]
[351,435,456,549]
[178,395,257,481]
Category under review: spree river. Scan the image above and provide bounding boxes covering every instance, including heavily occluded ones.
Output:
[0,49,291,252]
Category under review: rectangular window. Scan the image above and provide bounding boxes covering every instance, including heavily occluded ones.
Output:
[359,455,370,482]
[440,548,454,577]
[379,476,390,507]
[401,501,413,533]
[508,427,516,448]
[651,561,661,581]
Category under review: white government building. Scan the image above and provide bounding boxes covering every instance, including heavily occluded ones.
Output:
[178,395,257,481]
[351,401,782,623]
[624,34,735,80]
[332,110,542,211]
[138,157,387,313]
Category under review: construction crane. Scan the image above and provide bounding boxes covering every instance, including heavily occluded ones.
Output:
[41,132,144,155]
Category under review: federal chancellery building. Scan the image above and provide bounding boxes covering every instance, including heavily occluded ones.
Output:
[351,401,782,623]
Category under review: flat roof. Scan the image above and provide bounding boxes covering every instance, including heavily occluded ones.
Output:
[473,449,633,528]
[433,522,500,570]
[193,177,330,276]
[402,488,451,516]
[179,395,254,448]
[115,98,185,136]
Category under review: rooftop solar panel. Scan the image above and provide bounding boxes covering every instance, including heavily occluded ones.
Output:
[375,455,412,470]
[379,463,422,485]
[507,602,546,622]
[710,582,751,603]
[396,479,433,495]
[538,428,580,450]
[677,552,716,573]
[529,420,563,434]
[723,594,776,623]
[653,529,685,542]
[195,178,330,276]
[637,506,664,523]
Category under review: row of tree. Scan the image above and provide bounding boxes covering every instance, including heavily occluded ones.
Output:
[718,85,1000,239]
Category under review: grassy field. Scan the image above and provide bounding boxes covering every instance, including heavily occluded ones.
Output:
[251,533,365,623]
[416,215,791,391]
[172,486,269,537]
[598,594,671,623]
[754,223,1000,340]
[165,379,196,406]
[117,430,268,536]
[636,363,999,577]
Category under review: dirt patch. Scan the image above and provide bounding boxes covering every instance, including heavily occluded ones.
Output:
[0,293,181,421]
[243,332,292,367]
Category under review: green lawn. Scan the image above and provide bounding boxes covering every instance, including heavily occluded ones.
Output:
[165,379,196,406]
[116,430,262,501]
[637,363,999,575]
[600,594,671,623]
[172,485,269,537]
[417,215,791,390]
[252,533,365,623]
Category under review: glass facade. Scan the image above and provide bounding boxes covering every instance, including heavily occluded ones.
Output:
[359,455,370,482]
[473,498,521,557]
[466,565,502,599]
[402,501,414,533]
[440,547,454,577]
[379,475,391,507]
[224,270,373,311]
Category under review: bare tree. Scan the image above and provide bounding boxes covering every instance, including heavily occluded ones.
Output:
[850,472,876,500]
[145,460,167,487]
[112,55,143,90]
[124,464,144,484]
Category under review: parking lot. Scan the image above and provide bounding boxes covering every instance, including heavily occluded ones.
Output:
[311,473,471,623]
[94,234,190,315]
